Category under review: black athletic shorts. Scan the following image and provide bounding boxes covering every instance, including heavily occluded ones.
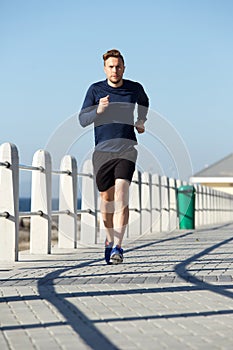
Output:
[92,148,137,192]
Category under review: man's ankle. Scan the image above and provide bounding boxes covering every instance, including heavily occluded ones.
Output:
[105,240,113,248]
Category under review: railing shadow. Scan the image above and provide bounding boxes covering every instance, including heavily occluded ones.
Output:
[174,234,233,300]
[37,223,233,348]
[1,223,233,349]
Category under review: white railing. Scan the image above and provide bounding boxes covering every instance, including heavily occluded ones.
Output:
[1,142,233,261]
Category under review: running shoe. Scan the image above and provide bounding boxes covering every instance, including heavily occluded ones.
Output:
[110,246,124,264]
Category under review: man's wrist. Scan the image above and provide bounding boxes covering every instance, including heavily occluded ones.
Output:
[136,119,145,125]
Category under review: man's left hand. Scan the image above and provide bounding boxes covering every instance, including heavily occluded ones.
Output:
[135,120,145,134]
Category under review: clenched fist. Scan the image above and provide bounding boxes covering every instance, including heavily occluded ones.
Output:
[135,120,145,134]
[97,95,110,114]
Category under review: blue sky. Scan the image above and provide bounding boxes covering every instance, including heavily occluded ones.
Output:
[1,0,233,195]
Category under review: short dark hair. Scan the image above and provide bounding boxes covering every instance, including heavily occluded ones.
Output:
[103,49,125,65]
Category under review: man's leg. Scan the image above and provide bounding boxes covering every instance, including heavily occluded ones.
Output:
[100,186,116,264]
[99,178,130,265]
[100,186,115,244]
[113,179,130,247]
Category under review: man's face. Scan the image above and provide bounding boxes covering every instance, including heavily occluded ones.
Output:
[104,57,125,85]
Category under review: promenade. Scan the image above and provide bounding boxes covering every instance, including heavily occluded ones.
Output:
[1,223,233,350]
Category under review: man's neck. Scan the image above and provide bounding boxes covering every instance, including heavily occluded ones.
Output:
[107,79,123,88]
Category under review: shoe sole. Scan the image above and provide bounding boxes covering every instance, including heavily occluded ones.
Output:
[110,254,123,265]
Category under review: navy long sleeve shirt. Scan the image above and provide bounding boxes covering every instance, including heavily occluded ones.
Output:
[79,79,149,152]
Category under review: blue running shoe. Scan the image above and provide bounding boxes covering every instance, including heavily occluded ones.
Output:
[110,246,124,264]
[104,240,113,265]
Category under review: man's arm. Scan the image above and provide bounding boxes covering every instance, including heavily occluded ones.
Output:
[79,86,110,127]
[135,83,149,134]
[79,85,98,127]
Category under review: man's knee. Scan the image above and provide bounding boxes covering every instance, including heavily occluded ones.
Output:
[100,188,115,213]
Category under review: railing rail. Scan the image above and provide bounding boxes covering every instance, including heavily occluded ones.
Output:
[1,142,233,261]
[19,164,44,172]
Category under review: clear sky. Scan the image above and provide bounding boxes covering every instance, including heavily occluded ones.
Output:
[1,0,233,195]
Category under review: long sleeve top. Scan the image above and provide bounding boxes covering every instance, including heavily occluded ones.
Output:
[79,79,149,152]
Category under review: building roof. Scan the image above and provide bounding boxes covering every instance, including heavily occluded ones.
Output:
[193,153,233,177]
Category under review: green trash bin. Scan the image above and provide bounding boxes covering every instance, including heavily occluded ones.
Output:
[177,185,195,229]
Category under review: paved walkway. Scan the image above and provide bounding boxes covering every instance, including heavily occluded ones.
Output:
[1,223,233,350]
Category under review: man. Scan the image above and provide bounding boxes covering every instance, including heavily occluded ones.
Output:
[79,49,149,264]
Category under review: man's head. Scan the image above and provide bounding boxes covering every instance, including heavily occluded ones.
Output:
[103,49,125,87]
[103,49,125,66]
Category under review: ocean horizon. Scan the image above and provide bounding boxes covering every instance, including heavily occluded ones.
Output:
[19,198,81,212]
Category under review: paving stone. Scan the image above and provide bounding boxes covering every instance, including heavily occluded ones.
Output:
[1,224,233,349]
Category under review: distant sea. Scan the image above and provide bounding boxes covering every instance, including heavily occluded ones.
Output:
[19,198,81,211]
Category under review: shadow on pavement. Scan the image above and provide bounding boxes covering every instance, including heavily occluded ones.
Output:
[1,223,233,349]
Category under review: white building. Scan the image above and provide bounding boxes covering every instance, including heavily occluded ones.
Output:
[190,153,233,195]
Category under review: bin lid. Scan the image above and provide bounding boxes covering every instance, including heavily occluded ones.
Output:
[178,185,195,193]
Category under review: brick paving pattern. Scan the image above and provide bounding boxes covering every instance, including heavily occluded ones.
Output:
[0,223,233,349]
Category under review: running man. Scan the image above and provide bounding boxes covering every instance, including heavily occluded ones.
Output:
[79,49,149,264]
